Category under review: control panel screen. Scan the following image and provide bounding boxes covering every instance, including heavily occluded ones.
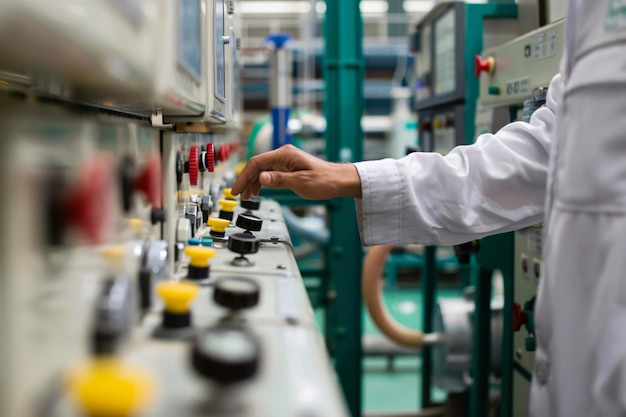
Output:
[214,0,227,101]
[434,9,456,96]
[178,0,203,82]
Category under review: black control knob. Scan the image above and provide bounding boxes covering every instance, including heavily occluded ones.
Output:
[175,151,183,188]
[240,198,260,212]
[213,277,260,310]
[151,208,166,225]
[235,213,263,233]
[228,233,260,255]
[191,326,260,383]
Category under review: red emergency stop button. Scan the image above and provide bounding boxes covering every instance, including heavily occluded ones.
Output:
[134,155,162,208]
[65,155,114,245]
[218,144,229,162]
[512,302,529,332]
[474,55,495,78]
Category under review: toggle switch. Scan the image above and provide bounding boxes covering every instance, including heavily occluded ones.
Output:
[185,246,215,280]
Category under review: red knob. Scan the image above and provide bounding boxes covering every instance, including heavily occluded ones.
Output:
[420,121,431,132]
[512,302,529,332]
[474,55,495,78]
[218,144,229,162]
[206,143,215,173]
[65,155,114,245]
[188,146,199,186]
[134,155,162,208]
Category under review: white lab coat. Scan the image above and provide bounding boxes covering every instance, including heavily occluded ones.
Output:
[354,0,626,415]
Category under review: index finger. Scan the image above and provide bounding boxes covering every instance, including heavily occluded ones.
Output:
[232,151,280,195]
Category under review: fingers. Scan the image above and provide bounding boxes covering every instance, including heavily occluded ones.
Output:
[259,171,299,190]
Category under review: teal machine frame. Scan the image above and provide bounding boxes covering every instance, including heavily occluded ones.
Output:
[411,2,517,415]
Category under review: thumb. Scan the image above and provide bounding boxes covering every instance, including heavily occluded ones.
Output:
[259,171,301,189]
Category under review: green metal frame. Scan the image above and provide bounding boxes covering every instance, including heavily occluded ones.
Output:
[323,2,365,416]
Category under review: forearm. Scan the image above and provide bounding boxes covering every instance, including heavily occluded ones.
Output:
[355,74,563,246]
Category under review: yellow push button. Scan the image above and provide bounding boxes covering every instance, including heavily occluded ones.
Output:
[234,162,246,176]
[223,188,237,200]
[67,358,155,417]
[185,246,215,280]
[218,199,237,222]
[218,199,237,212]
[185,246,215,268]
[100,246,125,267]
[127,218,143,235]
[156,281,199,314]
[208,217,230,238]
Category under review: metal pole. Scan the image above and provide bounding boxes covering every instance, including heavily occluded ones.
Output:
[323,1,364,416]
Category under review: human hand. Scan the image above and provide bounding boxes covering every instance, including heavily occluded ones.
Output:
[231,144,362,200]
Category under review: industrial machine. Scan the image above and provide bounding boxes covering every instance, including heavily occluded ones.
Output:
[408,3,520,412]
[0,2,348,416]
[476,18,565,416]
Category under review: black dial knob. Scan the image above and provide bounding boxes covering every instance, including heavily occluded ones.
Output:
[235,213,263,232]
[191,326,260,383]
[213,277,260,310]
[240,198,260,211]
[228,233,260,255]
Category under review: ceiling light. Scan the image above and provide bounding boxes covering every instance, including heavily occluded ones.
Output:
[360,1,388,14]
[403,1,435,13]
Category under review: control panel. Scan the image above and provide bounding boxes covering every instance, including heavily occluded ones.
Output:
[0,98,167,417]
[475,20,565,415]
[412,1,519,154]
[478,19,565,108]
[512,225,542,417]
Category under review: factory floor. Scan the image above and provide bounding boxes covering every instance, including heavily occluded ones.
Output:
[315,287,462,414]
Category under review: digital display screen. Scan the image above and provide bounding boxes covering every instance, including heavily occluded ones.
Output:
[178,0,202,82]
[434,9,456,96]
[214,0,226,101]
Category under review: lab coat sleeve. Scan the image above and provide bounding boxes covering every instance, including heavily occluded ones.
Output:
[353,73,563,246]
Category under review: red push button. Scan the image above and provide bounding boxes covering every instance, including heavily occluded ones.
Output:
[474,55,495,78]
[512,302,529,332]
[218,145,229,162]
[65,155,114,245]
[134,155,162,208]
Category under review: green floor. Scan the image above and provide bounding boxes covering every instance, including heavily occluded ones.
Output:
[315,287,462,414]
